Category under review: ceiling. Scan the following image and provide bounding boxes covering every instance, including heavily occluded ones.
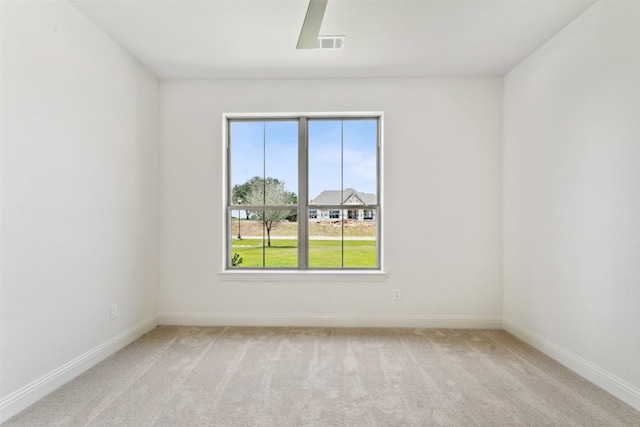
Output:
[70,0,596,80]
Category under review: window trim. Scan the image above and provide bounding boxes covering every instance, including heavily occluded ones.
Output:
[222,112,385,276]
[218,270,387,282]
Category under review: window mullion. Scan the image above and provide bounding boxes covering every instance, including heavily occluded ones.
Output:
[298,117,308,269]
[340,120,345,268]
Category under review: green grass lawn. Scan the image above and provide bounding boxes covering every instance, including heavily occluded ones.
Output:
[231,239,376,268]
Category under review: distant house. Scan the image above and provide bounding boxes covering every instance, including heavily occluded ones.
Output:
[308,188,377,221]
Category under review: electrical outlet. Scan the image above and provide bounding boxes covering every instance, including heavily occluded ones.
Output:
[393,289,401,301]
[110,304,118,320]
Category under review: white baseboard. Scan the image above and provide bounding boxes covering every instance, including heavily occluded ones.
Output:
[158,312,503,329]
[0,315,159,423]
[503,318,640,412]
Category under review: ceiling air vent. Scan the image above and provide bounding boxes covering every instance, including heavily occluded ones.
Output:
[316,36,345,50]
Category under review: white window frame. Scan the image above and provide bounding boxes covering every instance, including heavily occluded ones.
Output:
[220,112,386,282]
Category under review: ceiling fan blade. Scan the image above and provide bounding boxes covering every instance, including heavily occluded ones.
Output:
[297,0,328,49]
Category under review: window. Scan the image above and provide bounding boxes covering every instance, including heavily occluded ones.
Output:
[226,114,381,270]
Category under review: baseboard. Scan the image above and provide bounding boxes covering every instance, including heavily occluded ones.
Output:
[0,315,159,423]
[503,318,640,412]
[158,312,503,329]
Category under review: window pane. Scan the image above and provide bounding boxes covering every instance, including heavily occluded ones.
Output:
[343,119,378,204]
[263,209,298,267]
[343,209,377,268]
[308,120,342,204]
[265,121,298,204]
[230,209,251,267]
[230,122,263,205]
[230,121,298,206]
[230,209,297,267]
[308,208,341,268]
[308,209,377,268]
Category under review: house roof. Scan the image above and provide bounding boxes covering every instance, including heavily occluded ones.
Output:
[310,188,376,206]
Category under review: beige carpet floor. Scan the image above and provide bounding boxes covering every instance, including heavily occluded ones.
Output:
[4,326,640,426]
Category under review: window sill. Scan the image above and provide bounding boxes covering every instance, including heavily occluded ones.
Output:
[219,270,388,283]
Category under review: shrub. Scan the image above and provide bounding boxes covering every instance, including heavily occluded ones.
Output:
[231,253,244,266]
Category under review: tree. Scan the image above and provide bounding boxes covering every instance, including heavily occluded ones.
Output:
[232,177,297,246]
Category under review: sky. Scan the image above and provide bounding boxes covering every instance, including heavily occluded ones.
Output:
[230,119,377,203]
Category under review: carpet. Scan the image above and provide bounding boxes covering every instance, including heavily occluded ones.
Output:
[4,326,640,426]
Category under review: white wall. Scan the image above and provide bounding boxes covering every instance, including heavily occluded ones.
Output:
[159,78,503,327]
[1,1,160,419]
[503,0,640,409]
